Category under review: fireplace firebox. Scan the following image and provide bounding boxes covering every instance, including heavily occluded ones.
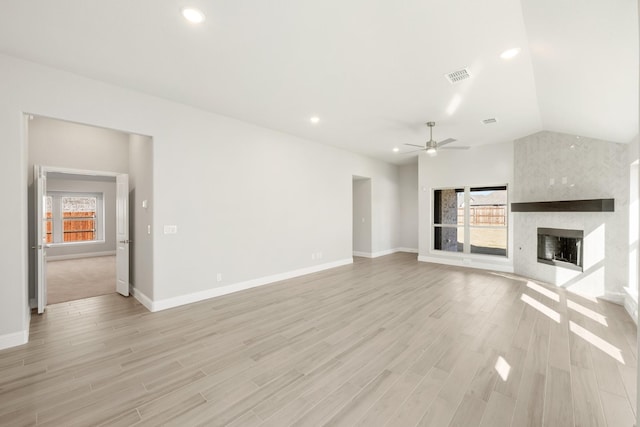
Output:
[537,228,583,272]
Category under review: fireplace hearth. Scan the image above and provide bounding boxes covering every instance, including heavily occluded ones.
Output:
[537,228,583,272]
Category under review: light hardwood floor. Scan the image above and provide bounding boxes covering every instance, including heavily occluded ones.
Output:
[0,253,636,426]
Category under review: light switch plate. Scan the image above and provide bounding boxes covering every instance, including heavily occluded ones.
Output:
[164,225,177,234]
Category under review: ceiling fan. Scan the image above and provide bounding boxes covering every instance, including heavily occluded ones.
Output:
[404,121,470,155]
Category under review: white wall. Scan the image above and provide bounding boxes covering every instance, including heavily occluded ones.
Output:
[129,134,154,300]
[28,116,129,183]
[352,178,372,255]
[398,163,418,251]
[512,131,629,301]
[418,142,514,272]
[0,53,400,345]
[625,135,638,322]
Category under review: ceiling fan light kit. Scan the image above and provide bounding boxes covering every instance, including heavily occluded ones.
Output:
[403,121,470,155]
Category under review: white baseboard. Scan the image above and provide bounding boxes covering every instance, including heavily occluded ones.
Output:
[600,291,626,306]
[24,301,31,345]
[0,329,29,351]
[148,258,354,312]
[353,251,374,258]
[47,251,116,261]
[353,248,419,258]
[623,287,638,325]
[396,247,419,254]
[131,287,153,312]
[418,255,514,273]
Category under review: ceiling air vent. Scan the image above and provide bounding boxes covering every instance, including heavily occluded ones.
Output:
[482,118,498,124]
[445,68,471,84]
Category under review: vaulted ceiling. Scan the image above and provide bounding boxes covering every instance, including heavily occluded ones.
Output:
[0,0,637,164]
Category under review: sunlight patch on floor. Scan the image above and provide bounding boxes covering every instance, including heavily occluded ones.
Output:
[526,281,560,302]
[569,321,624,364]
[567,299,608,327]
[495,356,511,381]
[521,294,561,323]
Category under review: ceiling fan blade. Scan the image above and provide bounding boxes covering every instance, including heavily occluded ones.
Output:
[437,138,457,147]
[440,146,471,150]
[403,148,424,154]
[404,143,425,148]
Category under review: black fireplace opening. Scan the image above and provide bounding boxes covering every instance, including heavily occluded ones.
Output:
[537,227,584,272]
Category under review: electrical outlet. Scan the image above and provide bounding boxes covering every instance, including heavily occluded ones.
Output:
[163,225,177,234]
[311,253,316,260]
[216,273,222,282]
[317,252,323,259]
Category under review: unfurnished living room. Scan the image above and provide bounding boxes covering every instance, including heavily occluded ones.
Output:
[0,1,638,426]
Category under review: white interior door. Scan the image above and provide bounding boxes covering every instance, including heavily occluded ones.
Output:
[116,174,130,296]
[34,165,47,314]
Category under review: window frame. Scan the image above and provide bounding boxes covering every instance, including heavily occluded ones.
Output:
[46,191,105,246]
[432,185,509,258]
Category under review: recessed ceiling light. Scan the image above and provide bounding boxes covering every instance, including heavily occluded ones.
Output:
[393,147,399,153]
[500,47,521,60]
[310,116,320,124]
[182,7,206,24]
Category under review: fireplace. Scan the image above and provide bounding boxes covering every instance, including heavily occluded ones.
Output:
[537,228,583,271]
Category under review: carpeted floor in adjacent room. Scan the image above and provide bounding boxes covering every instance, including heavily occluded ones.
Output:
[46,255,116,304]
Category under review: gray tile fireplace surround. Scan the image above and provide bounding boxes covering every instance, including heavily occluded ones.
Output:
[512,131,628,301]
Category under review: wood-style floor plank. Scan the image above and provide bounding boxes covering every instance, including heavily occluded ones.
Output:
[0,253,634,427]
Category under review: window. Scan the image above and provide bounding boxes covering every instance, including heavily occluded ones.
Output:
[433,188,464,253]
[46,192,104,245]
[44,196,53,244]
[433,186,507,257]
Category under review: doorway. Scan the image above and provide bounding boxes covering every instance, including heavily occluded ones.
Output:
[45,173,117,304]
[28,116,134,312]
[33,166,130,311]
[352,176,372,257]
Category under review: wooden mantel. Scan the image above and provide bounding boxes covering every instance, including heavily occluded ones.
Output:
[511,198,614,212]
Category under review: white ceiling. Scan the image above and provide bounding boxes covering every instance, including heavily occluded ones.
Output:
[0,0,637,165]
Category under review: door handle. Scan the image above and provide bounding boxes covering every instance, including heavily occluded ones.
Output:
[119,240,133,244]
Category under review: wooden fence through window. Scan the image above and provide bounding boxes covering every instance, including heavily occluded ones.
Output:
[457,206,506,226]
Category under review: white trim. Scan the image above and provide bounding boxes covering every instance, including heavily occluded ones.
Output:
[353,251,374,258]
[369,249,398,258]
[131,287,153,312]
[41,165,121,177]
[396,247,419,254]
[418,255,514,273]
[24,301,31,343]
[353,248,419,258]
[47,240,107,248]
[46,251,116,261]
[600,291,626,306]
[623,287,638,325]
[148,258,353,312]
[0,329,29,351]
